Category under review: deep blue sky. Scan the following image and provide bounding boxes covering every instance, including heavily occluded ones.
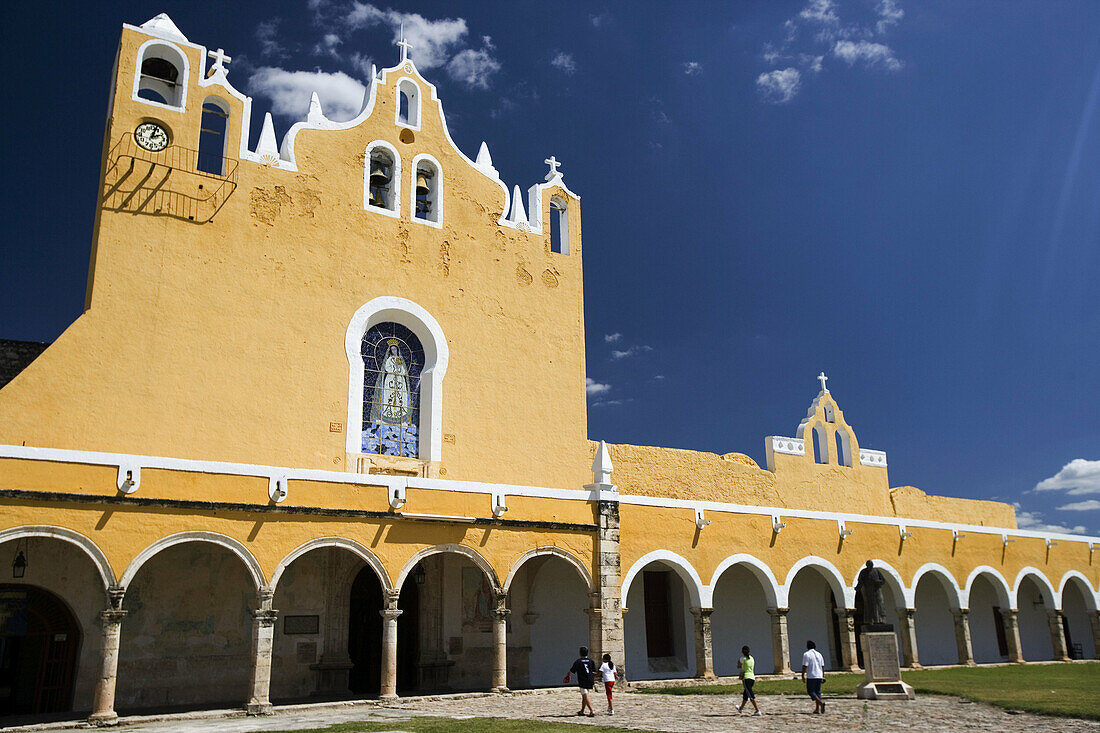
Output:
[2,1,1099,534]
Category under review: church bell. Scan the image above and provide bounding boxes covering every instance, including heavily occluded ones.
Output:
[416,172,432,195]
[369,164,390,184]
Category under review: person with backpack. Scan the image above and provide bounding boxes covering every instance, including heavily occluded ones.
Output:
[598,653,621,714]
[564,646,596,717]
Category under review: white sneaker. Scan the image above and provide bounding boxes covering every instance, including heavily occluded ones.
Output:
[752,711,761,716]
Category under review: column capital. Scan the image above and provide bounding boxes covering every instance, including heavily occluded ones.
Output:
[256,586,275,609]
[689,606,714,619]
[107,586,126,611]
[252,608,279,626]
[380,608,403,621]
[383,589,401,609]
[1046,609,1064,620]
[952,608,971,619]
[767,607,790,618]
[898,607,916,620]
[100,609,128,625]
[492,607,511,621]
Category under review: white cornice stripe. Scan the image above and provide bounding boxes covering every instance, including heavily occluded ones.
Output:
[0,444,1096,545]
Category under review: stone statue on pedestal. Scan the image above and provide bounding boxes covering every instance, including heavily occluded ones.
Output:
[857,560,890,631]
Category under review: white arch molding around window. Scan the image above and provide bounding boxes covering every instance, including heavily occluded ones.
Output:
[364,141,400,216]
[834,428,853,467]
[345,297,449,462]
[132,39,189,110]
[549,196,569,254]
[411,154,441,227]
[396,78,421,130]
[812,422,829,464]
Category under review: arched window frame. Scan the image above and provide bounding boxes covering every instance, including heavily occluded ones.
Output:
[549,195,569,254]
[197,96,230,175]
[363,140,401,218]
[345,297,448,462]
[395,78,421,130]
[132,39,189,111]
[410,153,442,228]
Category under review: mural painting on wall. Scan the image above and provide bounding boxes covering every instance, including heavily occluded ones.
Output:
[462,566,494,632]
[362,322,423,457]
[0,589,27,635]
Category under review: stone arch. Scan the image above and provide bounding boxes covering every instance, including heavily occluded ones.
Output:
[1011,567,1058,609]
[132,38,189,109]
[119,531,265,593]
[270,537,392,593]
[0,526,115,595]
[502,547,593,595]
[345,296,449,462]
[910,563,964,609]
[1057,571,1097,612]
[781,556,853,608]
[963,566,1012,609]
[848,559,907,609]
[395,543,499,590]
[621,550,704,608]
[708,554,781,608]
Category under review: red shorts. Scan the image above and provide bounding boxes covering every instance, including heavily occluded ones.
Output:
[604,680,615,699]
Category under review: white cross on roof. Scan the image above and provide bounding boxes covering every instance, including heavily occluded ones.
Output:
[545,156,561,177]
[817,372,829,393]
[208,48,232,74]
[397,25,412,61]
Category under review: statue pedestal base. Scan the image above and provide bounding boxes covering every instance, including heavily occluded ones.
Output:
[856,632,914,701]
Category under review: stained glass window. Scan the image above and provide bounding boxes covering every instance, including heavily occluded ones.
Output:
[362,322,423,458]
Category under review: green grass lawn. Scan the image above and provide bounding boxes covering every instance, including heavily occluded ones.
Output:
[281,718,623,733]
[636,662,1100,719]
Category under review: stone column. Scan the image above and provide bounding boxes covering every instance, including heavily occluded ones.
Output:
[585,596,603,664]
[1089,610,1100,659]
[1002,609,1024,663]
[491,591,510,692]
[897,608,921,668]
[594,498,626,679]
[767,607,792,675]
[88,589,127,726]
[380,590,402,700]
[951,609,975,666]
[834,608,860,671]
[690,607,716,679]
[1047,610,1071,661]
[247,588,278,715]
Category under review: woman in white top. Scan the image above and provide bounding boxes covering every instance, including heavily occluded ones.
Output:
[598,654,621,714]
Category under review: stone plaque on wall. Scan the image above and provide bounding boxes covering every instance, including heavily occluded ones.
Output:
[284,615,320,635]
[296,641,318,664]
[856,632,913,700]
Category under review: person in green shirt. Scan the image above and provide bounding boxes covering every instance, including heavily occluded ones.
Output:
[736,645,761,716]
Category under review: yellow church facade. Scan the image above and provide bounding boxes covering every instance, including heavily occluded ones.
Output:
[0,13,1096,725]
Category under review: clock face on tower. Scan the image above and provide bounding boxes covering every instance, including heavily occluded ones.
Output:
[134,122,169,151]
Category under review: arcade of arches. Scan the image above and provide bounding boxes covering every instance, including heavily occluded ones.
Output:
[2,529,1096,721]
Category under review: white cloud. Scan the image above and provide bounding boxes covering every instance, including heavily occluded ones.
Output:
[590,12,611,28]
[1057,500,1100,512]
[349,52,374,80]
[757,68,801,103]
[683,61,703,76]
[586,377,611,396]
[603,333,622,343]
[876,0,905,34]
[833,40,902,70]
[255,19,285,59]
[447,41,501,89]
[611,345,653,360]
[1014,505,1087,535]
[344,4,469,70]
[551,51,577,75]
[590,398,630,408]
[801,54,824,73]
[248,68,367,121]
[1035,459,1100,495]
[313,33,342,59]
[799,0,839,28]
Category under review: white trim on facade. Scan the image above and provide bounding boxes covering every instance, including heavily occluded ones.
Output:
[409,153,443,228]
[502,547,594,594]
[270,537,393,593]
[621,550,705,608]
[962,565,1013,609]
[0,526,116,593]
[1057,570,1099,612]
[707,554,781,608]
[910,562,964,610]
[343,296,449,462]
[781,556,854,608]
[131,38,190,112]
[118,531,266,592]
[363,140,401,217]
[1012,566,1059,610]
[395,543,499,590]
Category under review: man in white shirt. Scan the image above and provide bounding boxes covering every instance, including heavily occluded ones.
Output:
[800,640,826,714]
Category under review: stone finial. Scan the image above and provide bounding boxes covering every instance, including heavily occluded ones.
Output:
[256,113,280,162]
[508,185,528,225]
[592,440,614,485]
[476,142,498,177]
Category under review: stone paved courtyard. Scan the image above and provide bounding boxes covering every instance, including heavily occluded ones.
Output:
[9,688,1098,732]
